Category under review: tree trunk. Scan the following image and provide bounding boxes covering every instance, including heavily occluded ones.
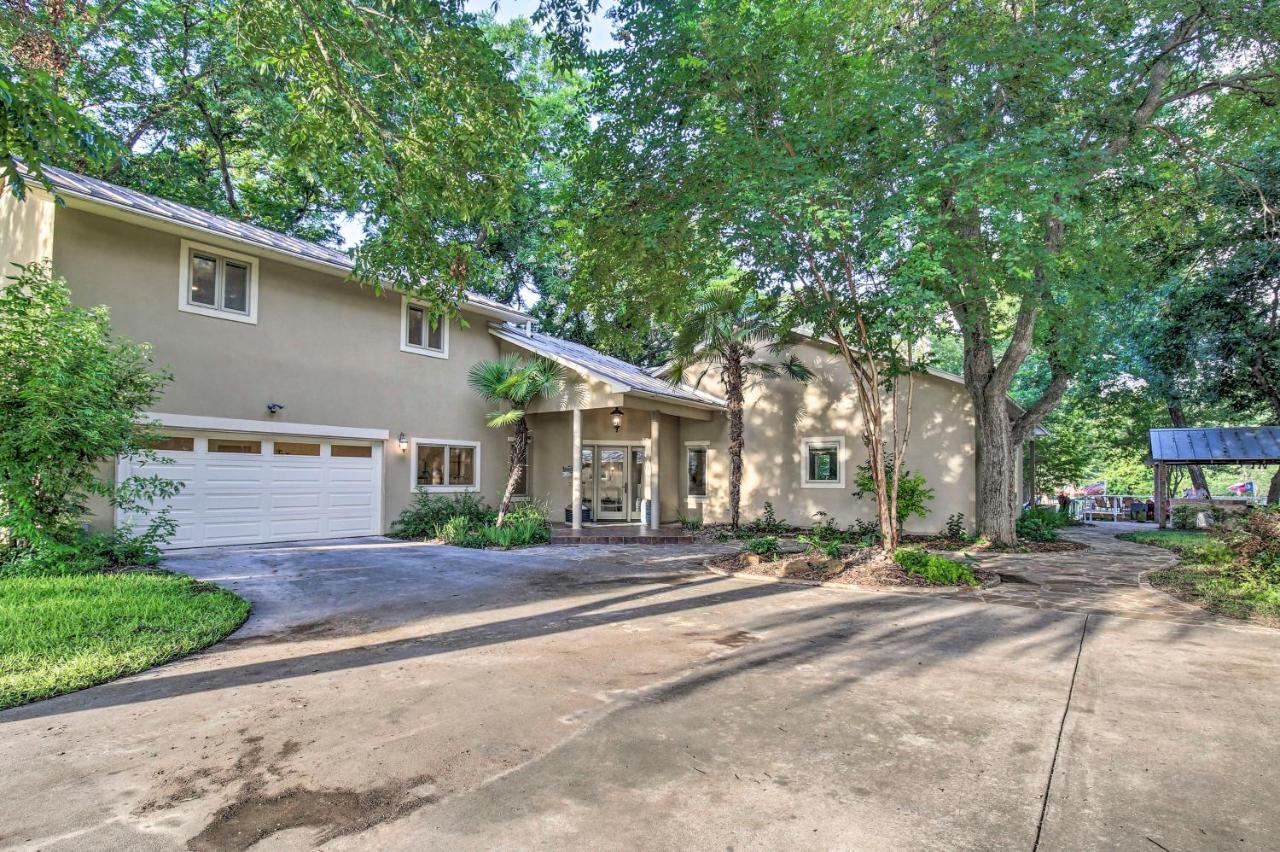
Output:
[974,393,1019,546]
[726,356,745,530]
[1167,403,1208,493]
[1268,467,1280,506]
[495,418,528,527]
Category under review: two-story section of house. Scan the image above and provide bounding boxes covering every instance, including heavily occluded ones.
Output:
[0,166,730,547]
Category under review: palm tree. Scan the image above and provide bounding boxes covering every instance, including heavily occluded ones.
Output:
[468,354,564,526]
[667,274,812,529]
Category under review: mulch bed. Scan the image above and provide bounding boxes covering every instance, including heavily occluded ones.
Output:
[707,547,995,589]
[901,535,1087,554]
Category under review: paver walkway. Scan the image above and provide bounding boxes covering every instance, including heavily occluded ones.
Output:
[945,521,1243,626]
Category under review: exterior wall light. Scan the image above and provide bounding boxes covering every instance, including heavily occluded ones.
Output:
[610,407,624,433]
[398,432,408,451]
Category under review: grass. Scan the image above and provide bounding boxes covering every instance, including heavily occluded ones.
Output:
[1120,529,1280,627]
[0,570,249,709]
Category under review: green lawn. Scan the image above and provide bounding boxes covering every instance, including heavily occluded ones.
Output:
[0,571,249,709]
[1120,529,1280,627]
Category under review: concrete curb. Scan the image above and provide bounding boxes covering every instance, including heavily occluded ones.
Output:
[703,560,1001,595]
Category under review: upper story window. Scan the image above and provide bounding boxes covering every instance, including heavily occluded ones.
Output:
[401,296,449,358]
[178,239,258,324]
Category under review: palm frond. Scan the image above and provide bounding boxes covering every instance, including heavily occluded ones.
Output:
[487,408,525,428]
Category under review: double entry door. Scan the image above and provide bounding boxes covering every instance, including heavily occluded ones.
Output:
[581,445,646,521]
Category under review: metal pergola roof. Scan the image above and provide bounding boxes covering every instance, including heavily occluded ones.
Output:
[1149,427,1280,466]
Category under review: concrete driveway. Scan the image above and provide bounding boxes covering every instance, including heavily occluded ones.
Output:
[1,537,1277,851]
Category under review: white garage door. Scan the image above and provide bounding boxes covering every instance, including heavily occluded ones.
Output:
[117,433,382,548]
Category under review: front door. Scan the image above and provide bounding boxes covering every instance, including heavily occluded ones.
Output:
[596,447,628,520]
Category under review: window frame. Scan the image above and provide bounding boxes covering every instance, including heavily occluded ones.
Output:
[801,436,845,489]
[400,296,449,359]
[685,441,709,500]
[411,438,480,492]
[177,239,259,324]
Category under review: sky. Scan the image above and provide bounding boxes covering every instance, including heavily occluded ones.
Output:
[465,0,619,51]
[337,1,615,249]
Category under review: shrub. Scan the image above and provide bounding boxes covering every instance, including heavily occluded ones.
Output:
[943,513,968,541]
[853,457,935,527]
[798,534,841,558]
[435,502,550,549]
[847,518,881,547]
[676,511,703,531]
[1016,510,1059,542]
[392,492,495,539]
[0,264,179,570]
[893,547,978,586]
[743,502,788,536]
[746,536,779,559]
[1216,507,1280,578]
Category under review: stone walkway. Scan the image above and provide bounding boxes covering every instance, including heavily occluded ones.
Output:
[943,521,1253,628]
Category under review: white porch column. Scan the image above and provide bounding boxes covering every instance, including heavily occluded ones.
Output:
[649,411,661,530]
[571,408,583,530]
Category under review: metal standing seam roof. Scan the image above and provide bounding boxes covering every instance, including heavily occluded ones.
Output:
[25,163,530,320]
[490,324,727,409]
[1149,427,1280,464]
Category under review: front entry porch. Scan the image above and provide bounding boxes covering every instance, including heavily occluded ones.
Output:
[549,521,693,545]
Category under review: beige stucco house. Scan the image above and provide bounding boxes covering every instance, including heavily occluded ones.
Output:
[2,166,1012,548]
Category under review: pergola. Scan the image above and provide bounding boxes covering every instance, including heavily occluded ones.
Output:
[1148,426,1280,528]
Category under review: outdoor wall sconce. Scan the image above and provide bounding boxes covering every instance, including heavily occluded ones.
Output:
[398,432,408,451]
[610,407,624,433]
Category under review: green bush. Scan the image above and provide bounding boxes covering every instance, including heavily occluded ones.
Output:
[893,547,978,586]
[853,457,935,527]
[435,502,550,549]
[798,534,841,558]
[742,502,788,536]
[1016,510,1059,542]
[391,492,496,539]
[943,513,969,542]
[0,264,179,572]
[746,536,779,559]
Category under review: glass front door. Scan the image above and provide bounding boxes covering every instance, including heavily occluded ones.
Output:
[596,447,628,519]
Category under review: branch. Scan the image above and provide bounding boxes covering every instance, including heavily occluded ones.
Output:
[1011,362,1070,445]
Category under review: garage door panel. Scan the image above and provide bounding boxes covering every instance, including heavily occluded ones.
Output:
[270,464,326,485]
[329,466,375,484]
[119,436,379,549]
[328,515,377,535]
[268,518,324,538]
[328,491,373,508]
[202,520,269,544]
[205,492,267,512]
[270,492,324,511]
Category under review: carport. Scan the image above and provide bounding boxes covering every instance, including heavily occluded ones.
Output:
[1148,426,1280,527]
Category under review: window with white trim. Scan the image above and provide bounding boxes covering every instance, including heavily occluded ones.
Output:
[801,437,844,488]
[686,446,708,498]
[178,240,258,323]
[401,297,448,357]
[413,439,478,490]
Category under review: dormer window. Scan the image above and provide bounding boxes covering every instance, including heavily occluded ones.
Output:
[178,239,258,324]
[400,296,449,358]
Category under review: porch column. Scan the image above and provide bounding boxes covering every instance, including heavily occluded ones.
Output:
[649,411,661,530]
[571,408,583,530]
[1155,462,1167,529]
